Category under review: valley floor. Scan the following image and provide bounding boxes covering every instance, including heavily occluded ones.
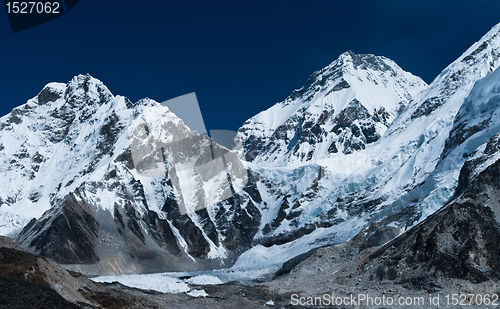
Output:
[1,232,499,308]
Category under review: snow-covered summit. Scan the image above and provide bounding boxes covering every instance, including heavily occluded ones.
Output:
[0,74,264,275]
[235,51,427,164]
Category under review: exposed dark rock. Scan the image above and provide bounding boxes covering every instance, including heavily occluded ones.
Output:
[145,211,182,256]
[272,197,290,228]
[242,171,263,203]
[259,223,316,247]
[411,96,444,119]
[333,99,370,128]
[327,140,338,153]
[114,148,136,170]
[442,119,491,160]
[165,203,211,259]
[0,273,80,309]
[216,194,262,254]
[324,78,351,96]
[113,204,125,236]
[350,52,393,72]
[17,192,99,264]
[195,208,220,246]
[0,236,96,308]
[8,108,22,124]
[37,86,62,105]
[272,248,318,279]
[330,99,381,154]
[360,225,399,250]
[372,106,391,126]
[98,112,121,156]
[463,41,489,62]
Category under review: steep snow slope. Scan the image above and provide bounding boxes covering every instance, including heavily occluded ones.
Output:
[378,22,500,220]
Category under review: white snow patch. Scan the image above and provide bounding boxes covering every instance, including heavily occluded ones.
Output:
[92,273,190,294]
[187,289,208,297]
[186,274,224,285]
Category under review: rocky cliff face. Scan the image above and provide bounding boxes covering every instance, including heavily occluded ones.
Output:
[361,132,500,289]
[262,132,500,300]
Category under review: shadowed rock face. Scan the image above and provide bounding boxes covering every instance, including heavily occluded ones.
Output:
[363,156,500,289]
[17,192,99,264]
[0,236,99,307]
[0,273,81,309]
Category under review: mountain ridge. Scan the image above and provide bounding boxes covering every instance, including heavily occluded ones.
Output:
[1,22,500,282]
[1,74,264,275]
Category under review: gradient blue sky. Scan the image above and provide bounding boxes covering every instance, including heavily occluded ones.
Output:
[1,0,500,132]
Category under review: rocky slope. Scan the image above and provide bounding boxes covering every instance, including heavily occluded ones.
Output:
[262,132,500,308]
[0,235,291,309]
[0,236,98,308]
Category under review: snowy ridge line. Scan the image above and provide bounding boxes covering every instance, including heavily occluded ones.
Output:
[2,22,500,281]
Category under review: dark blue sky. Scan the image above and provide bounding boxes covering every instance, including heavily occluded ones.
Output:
[1,0,500,132]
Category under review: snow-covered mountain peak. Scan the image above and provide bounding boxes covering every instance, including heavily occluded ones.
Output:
[286,51,424,106]
[228,24,500,274]
[0,74,266,274]
[339,50,392,72]
[63,74,114,106]
[236,52,427,163]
